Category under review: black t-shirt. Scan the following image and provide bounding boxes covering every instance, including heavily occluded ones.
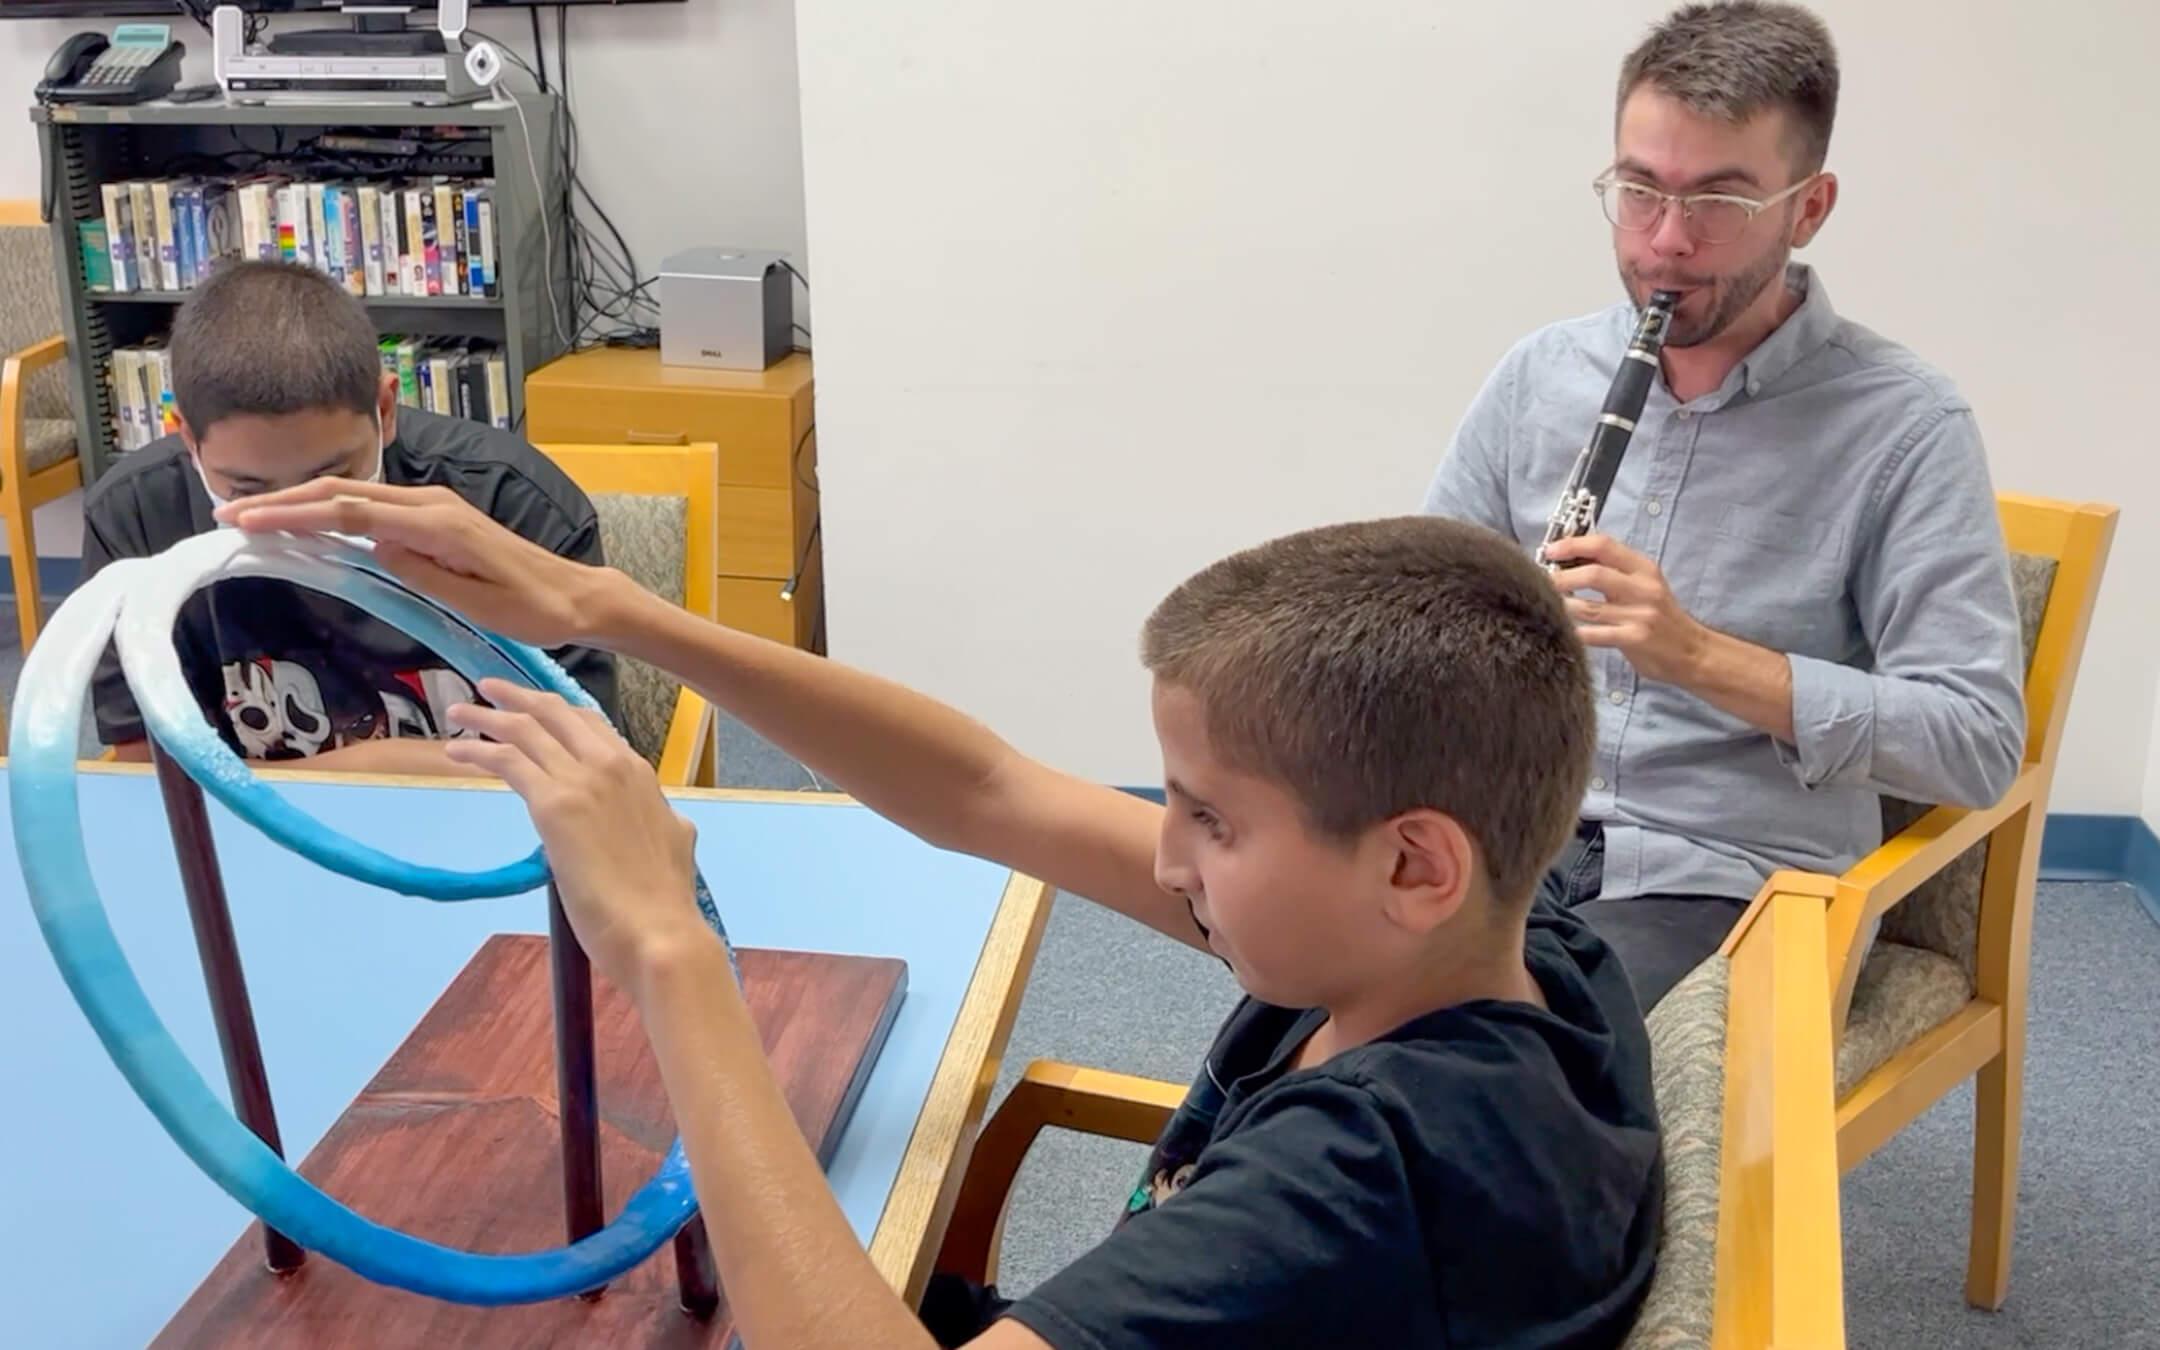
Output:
[1005,898,1662,1350]
[81,407,617,759]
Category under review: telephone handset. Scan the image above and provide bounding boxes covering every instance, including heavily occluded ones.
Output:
[38,25,186,107]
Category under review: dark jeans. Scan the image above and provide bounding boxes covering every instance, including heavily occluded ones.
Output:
[1539,821,1748,1013]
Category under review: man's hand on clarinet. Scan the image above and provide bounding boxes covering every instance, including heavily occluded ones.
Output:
[1543,533,1711,685]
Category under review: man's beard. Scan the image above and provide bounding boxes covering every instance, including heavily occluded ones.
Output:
[1625,241,1791,348]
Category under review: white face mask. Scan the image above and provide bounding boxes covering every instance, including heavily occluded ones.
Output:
[194,410,387,521]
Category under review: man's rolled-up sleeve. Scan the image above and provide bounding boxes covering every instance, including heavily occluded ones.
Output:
[1776,406,2026,808]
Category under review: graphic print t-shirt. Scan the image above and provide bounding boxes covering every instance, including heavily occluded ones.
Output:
[1004,897,1665,1350]
[81,408,617,759]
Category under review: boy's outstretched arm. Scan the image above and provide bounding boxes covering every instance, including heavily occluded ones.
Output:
[445,682,1054,1350]
[220,480,1200,950]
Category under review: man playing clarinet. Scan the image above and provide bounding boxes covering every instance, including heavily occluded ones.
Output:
[1423,0,2025,1009]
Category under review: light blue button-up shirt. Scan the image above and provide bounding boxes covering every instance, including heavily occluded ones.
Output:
[1424,265,2026,903]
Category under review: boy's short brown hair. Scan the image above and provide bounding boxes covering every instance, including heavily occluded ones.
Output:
[171,260,382,439]
[1141,516,1592,907]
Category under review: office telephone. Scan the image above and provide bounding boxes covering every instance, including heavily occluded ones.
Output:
[37,25,186,107]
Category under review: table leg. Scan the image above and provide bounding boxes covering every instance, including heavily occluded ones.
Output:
[150,741,305,1275]
[548,884,606,1296]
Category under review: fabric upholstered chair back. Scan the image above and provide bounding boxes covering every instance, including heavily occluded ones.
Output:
[0,216,73,425]
[588,491,689,766]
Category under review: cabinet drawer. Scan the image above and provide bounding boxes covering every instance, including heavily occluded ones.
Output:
[524,387,811,490]
[716,484,810,579]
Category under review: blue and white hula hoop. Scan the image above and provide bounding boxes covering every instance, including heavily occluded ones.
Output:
[11,529,730,1305]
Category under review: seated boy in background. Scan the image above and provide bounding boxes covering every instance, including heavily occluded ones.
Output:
[82,260,613,773]
[225,475,1663,1347]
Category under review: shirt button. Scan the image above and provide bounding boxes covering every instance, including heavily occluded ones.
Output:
[1609,689,1626,704]
[1590,775,1608,791]
[1645,500,1663,516]
[1676,409,1692,421]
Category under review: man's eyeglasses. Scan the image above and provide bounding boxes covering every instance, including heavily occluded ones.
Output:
[1592,171,1817,245]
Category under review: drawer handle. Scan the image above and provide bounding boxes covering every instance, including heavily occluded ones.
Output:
[625,429,689,445]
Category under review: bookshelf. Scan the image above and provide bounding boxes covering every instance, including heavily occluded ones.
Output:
[30,91,569,485]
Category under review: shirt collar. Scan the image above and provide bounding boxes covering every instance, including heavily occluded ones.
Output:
[1733,262,1838,398]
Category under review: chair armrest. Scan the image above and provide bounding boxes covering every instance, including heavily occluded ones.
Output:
[1717,886,1846,1348]
[935,1060,1186,1286]
[1719,870,1837,960]
[4,333,67,377]
[655,688,716,788]
[1837,766,2039,916]
[2,334,68,466]
[1812,764,2041,1037]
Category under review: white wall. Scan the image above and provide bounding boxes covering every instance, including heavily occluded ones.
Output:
[796,0,2160,810]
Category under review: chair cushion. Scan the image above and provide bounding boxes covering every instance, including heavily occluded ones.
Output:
[587,492,688,767]
[19,418,76,476]
[1835,940,1972,1097]
[1622,953,1729,1350]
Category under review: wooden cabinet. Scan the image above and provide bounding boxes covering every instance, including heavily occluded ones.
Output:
[524,348,822,650]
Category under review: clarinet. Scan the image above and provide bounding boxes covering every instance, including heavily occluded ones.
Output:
[1536,288,1680,571]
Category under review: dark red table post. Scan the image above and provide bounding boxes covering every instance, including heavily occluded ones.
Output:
[547,884,607,1298]
[547,884,718,1318]
[674,1216,719,1319]
[149,740,305,1274]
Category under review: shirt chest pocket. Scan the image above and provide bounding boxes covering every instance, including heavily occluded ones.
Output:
[1682,502,1854,658]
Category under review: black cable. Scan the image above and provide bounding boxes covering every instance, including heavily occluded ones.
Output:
[781,516,821,602]
[780,261,813,353]
[40,131,58,226]
[553,17,662,349]
[791,421,818,493]
[475,8,663,349]
[527,7,549,91]
[172,0,216,38]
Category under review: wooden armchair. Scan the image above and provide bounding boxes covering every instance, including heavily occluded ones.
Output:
[538,442,723,787]
[0,200,85,652]
[936,885,1848,1349]
[1805,492,2115,1310]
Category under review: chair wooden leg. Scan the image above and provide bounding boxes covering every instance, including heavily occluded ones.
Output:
[1967,800,2039,1311]
[1966,1035,2023,1309]
[1,483,41,651]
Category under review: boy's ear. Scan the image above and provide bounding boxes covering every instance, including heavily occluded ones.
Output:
[1382,809,1477,933]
